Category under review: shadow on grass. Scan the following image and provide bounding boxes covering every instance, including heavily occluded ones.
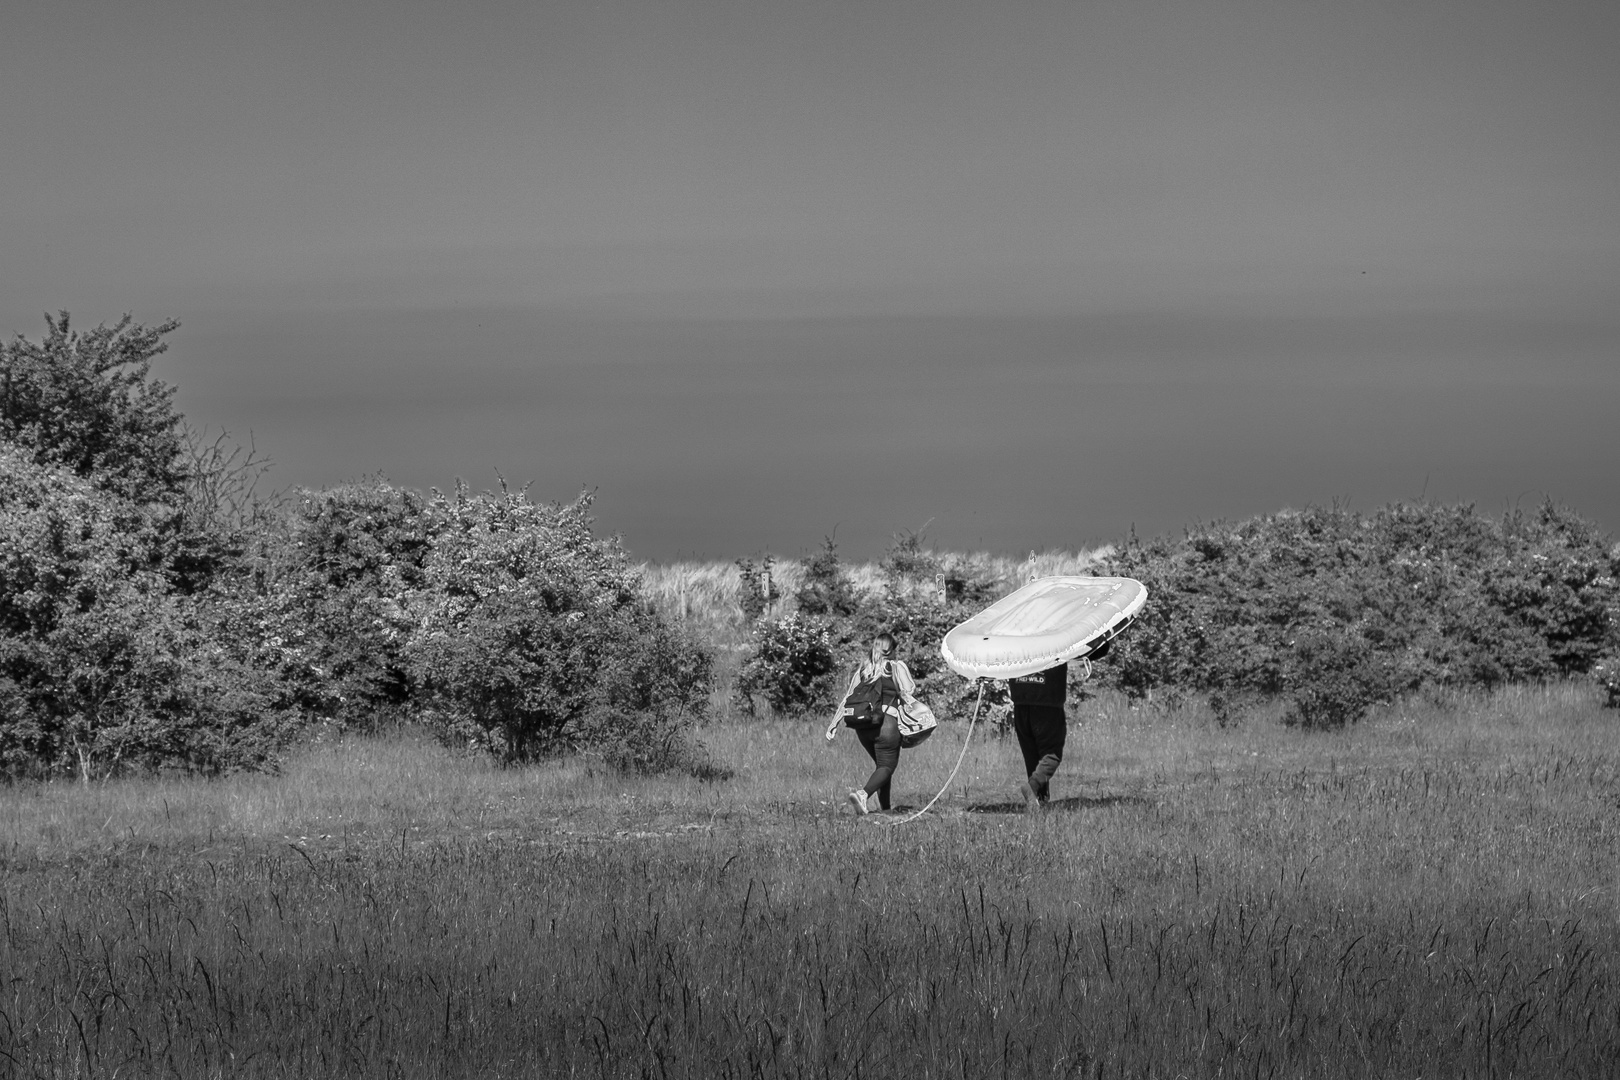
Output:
[855,793,1150,819]
[965,793,1150,815]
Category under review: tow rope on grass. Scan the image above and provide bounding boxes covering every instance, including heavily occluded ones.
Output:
[887,681,986,826]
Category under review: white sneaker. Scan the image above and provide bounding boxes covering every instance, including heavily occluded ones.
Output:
[847,790,870,815]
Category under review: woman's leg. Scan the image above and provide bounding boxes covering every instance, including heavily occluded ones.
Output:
[861,714,902,810]
[856,726,880,768]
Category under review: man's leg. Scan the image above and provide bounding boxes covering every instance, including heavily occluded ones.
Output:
[1011,705,1043,776]
[1026,707,1067,803]
[1011,705,1044,809]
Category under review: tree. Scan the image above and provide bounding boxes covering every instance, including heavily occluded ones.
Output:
[1,312,186,505]
[794,536,860,618]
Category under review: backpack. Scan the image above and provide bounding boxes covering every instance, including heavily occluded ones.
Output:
[840,662,899,729]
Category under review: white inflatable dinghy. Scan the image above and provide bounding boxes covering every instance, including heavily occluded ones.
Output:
[941,576,1147,680]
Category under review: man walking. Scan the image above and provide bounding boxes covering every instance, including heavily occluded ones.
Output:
[1009,662,1068,812]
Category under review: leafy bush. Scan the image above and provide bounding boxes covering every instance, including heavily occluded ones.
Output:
[267,479,440,729]
[0,446,293,777]
[575,624,726,776]
[733,614,837,715]
[405,486,714,771]
[1281,627,1389,729]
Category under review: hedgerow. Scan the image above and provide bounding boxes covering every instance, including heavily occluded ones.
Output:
[1,314,719,778]
[7,311,1616,770]
[735,504,1618,728]
[1095,502,1620,725]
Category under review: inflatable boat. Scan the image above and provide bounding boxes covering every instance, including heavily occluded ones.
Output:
[941,576,1147,680]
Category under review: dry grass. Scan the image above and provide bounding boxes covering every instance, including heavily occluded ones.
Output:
[636,546,1111,647]
[3,684,1618,1077]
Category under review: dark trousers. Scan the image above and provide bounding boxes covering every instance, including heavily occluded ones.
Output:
[856,713,901,810]
[1012,704,1066,802]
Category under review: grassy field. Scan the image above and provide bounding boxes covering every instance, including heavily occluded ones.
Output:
[3,685,1618,1078]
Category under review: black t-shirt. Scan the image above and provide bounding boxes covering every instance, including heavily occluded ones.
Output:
[1008,663,1067,708]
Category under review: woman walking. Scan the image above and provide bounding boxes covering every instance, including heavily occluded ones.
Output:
[830,632,916,815]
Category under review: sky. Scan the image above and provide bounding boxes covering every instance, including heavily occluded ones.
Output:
[3,0,1617,560]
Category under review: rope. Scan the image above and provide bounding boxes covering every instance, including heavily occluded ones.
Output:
[886,681,986,826]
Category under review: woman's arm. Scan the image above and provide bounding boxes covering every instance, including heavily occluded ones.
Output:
[827,666,861,743]
[890,661,917,698]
